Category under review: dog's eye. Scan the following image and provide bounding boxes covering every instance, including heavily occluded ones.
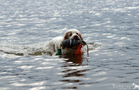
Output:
[76,33,78,35]
[69,33,72,36]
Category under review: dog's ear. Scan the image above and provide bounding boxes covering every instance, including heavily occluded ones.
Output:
[78,33,83,40]
[64,33,68,40]
[64,31,71,40]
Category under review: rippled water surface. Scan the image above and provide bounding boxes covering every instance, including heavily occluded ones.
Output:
[0,0,139,90]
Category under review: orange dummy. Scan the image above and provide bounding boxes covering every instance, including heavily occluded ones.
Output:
[75,44,83,55]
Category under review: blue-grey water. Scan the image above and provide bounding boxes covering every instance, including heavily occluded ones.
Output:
[0,0,139,90]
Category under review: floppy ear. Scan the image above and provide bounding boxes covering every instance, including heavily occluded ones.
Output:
[64,32,68,40]
[64,32,71,40]
[78,33,83,40]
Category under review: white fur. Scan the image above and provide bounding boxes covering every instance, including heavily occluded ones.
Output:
[47,36,63,55]
[132,83,139,89]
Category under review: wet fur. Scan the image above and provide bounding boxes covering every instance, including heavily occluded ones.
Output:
[47,29,84,55]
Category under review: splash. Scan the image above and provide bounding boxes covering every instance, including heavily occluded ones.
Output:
[0,42,101,56]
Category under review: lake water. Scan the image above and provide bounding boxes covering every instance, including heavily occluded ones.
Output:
[0,0,139,90]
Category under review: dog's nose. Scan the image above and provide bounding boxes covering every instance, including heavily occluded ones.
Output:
[73,35,79,40]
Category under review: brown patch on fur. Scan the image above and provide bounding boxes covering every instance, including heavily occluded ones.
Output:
[64,31,72,40]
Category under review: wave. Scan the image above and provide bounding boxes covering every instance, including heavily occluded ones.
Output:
[0,42,101,56]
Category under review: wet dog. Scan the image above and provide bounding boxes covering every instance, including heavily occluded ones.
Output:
[47,29,85,55]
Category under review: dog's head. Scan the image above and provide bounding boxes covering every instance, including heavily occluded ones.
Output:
[64,29,83,40]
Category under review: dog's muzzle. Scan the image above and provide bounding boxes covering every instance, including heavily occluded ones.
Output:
[73,35,80,40]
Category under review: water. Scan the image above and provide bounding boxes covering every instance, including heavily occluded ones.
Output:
[0,0,139,90]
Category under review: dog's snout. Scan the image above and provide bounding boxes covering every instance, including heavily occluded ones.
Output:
[74,35,78,38]
[73,35,79,40]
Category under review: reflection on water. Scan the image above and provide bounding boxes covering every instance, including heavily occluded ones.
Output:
[60,54,90,89]
[61,54,84,64]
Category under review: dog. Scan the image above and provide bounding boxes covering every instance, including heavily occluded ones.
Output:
[47,29,87,56]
